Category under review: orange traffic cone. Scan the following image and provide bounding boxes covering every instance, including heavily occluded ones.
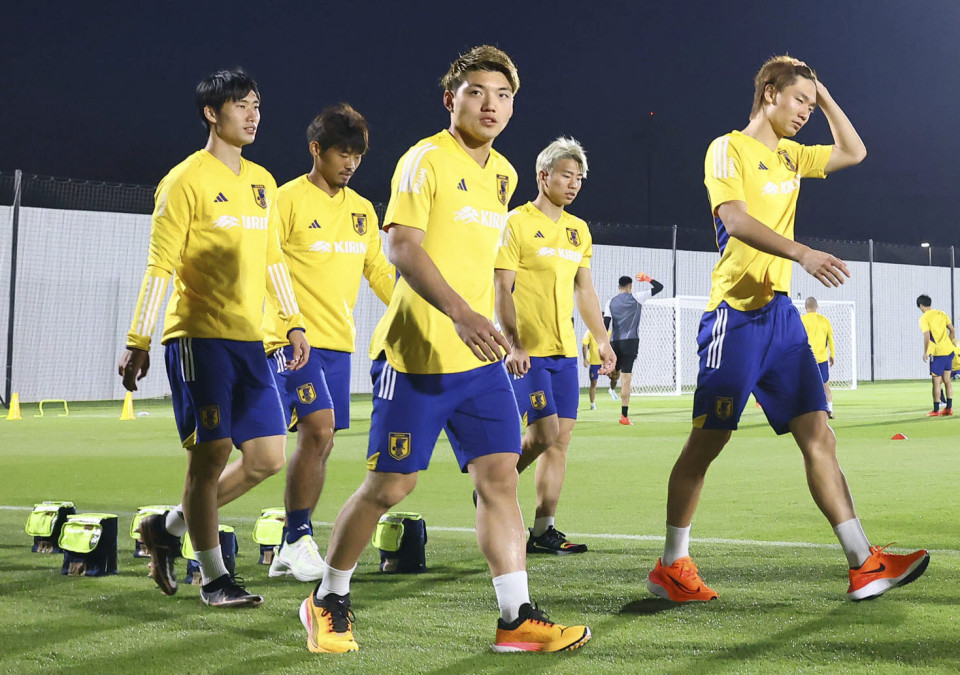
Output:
[891,433,908,440]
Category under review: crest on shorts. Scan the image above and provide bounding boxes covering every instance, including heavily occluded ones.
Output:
[715,397,733,420]
[496,174,509,205]
[566,228,581,247]
[530,391,547,411]
[352,212,368,235]
[297,383,317,405]
[777,150,797,172]
[200,405,220,430]
[251,184,267,209]
[388,433,411,461]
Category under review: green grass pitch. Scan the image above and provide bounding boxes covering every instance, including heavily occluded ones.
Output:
[1,381,957,673]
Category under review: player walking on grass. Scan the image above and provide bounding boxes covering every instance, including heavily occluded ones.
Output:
[582,329,603,409]
[263,104,395,582]
[801,297,836,419]
[916,294,955,416]
[299,46,591,654]
[118,68,309,608]
[604,273,664,424]
[494,137,615,556]
[646,56,929,604]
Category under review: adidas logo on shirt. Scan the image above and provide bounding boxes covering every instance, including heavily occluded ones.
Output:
[534,231,545,238]
[457,179,468,191]
[758,162,769,170]
[214,192,228,203]
[309,220,322,229]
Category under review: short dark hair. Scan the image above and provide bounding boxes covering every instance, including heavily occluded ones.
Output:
[917,294,932,308]
[441,44,520,94]
[195,68,260,130]
[618,276,633,287]
[306,103,369,154]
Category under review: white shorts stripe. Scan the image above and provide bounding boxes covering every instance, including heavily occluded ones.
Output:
[178,337,195,382]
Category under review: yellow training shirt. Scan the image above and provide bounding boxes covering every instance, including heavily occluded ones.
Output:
[369,130,517,374]
[704,131,833,311]
[582,330,602,365]
[919,309,956,356]
[263,176,395,354]
[495,202,591,357]
[127,150,303,350]
[801,311,834,363]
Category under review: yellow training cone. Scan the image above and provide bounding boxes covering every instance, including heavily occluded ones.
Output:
[6,393,21,420]
[119,391,135,421]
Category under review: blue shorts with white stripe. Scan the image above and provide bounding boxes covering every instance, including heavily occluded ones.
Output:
[366,355,521,473]
[692,293,826,435]
[164,338,286,448]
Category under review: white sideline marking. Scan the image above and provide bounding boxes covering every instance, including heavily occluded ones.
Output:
[5,504,957,556]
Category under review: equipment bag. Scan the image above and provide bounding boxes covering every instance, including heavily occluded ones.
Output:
[130,505,176,558]
[252,507,285,565]
[59,513,118,576]
[26,501,76,553]
[372,512,427,573]
[182,526,238,584]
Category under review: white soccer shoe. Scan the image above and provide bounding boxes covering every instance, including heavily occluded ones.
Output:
[269,535,325,582]
[607,388,619,401]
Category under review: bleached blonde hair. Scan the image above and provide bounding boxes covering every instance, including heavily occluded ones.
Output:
[535,136,588,186]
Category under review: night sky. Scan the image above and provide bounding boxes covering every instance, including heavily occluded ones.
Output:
[5,2,960,247]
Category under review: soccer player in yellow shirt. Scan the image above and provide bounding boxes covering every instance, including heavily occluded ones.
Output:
[494,137,614,555]
[582,329,604,409]
[298,46,590,654]
[801,297,835,418]
[118,68,309,607]
[262,104,395,582]
[917,294,955,416]
[645,56,928,604]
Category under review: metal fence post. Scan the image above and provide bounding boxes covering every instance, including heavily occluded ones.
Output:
[671,224,678,297]
[868,238,875,383]
[4,170,22,407]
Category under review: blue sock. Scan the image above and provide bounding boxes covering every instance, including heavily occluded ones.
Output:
[285,509,312,544]
[948,398,953,409]
[934,401,941,412]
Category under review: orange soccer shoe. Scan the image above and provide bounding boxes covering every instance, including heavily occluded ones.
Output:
[925,410,941,417]
[847,545,930,601]
[647,556,718,602]
[940,407,954,416]
[493,603,591,653]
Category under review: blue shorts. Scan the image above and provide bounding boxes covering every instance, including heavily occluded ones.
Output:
[270,346,352,431]
[930,354,954,376]
[164,338,287,448]
[818,360,830,383]
[511,356,580,422]
[367,357,521,473]
[589,364,601,382]
[692,294,827,435]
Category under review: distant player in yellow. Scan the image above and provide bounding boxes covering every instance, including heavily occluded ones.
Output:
[495,137,615,555]
[264,104,395,582]
[917,294,955,416]
[646,56,928,605]
[801,297,835,418]
[582,329,603,409]
[298,46,591,654]
[118,68,309,608]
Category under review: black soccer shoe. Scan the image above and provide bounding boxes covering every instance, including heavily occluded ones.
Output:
[138,513,181,596]
[200,574,264,608]
[526,526,588,555]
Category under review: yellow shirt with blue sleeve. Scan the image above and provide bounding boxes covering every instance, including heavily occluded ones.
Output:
[800,311,834,363]
[919,309,956,357]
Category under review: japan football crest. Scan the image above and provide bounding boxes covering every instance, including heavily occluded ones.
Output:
[777,150,797,172]
[714,397,733,420]
[566,228,581,247]
[297,383,317,405]
[200,405,220,430]
[251,184,267,209]
[389,432,411,460]
[530,391,547,411]
[497,174,509,205]
[352,213,368,235]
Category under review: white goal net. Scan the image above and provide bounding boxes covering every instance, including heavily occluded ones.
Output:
[631,296,857,396]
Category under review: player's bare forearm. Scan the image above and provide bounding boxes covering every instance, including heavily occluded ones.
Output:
[494,269,522,348]
[575,269,615,374]
[817,83,867,174]
[718,202,849,287]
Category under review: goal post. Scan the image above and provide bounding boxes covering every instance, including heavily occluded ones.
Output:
[630,296,857,396]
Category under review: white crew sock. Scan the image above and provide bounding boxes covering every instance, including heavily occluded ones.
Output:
[663,524,691,566]
[531,516,555,538]
[317,563,357,600]
[196,545,229,586]
[493,571,530,623]
[165,506,188,537]
[827,401,834,413]
[833,518,871,568]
